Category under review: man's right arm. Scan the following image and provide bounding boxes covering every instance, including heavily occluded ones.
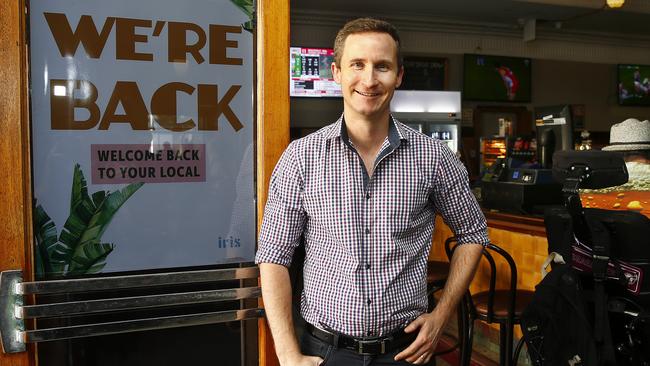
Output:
[259,262,322,366]
[257,143,320,365]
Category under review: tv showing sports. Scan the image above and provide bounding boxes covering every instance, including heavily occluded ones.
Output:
[463,54,532,102]
[618,64,650,106]
[289,47,342,97]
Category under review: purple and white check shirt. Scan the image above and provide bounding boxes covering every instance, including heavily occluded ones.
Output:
[256,116,488,337]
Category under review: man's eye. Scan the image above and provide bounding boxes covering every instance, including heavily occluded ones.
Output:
[376,64,389,71]
[352,62,363,69]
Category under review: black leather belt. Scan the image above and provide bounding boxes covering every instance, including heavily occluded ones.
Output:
[305,323,416,355]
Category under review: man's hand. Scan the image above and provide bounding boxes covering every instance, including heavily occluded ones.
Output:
[394,308,446,364]
[394,243,483,364]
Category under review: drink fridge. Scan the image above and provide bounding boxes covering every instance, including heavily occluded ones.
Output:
[390,90,462,153]
[479,135,537,174]
[479,136,508,174]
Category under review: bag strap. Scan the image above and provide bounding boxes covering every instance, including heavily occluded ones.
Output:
[541,252,566,279]
[588,217,617,365]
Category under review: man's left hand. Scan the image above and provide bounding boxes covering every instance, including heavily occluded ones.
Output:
[393,310,446,364]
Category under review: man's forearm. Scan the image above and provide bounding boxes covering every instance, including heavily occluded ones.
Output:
[432,243,483,319]
[259,262,301,364]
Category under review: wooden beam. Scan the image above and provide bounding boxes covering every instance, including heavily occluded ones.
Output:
[256,0,290,365]
[0,0,35,364]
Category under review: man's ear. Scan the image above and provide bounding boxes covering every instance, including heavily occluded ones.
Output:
[395,65,404,88]
[332,62,341,84]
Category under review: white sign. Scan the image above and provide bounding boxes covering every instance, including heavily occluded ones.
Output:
[29,0,255,278]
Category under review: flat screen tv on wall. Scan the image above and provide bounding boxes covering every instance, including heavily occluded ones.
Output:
[399,57,447,91]
[289,47,342,97]
[463,54,532,103]
[618,64,650,107]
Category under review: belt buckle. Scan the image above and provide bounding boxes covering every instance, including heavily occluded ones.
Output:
[356,338,386,355]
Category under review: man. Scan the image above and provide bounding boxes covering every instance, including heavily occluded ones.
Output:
[633,70,650,96]
[256,18,488,365]
[495,64,519,101]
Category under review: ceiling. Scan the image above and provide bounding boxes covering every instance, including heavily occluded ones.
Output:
[291,0,650,39]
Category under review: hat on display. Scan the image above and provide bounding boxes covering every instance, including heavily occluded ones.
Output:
[602,118,650,151]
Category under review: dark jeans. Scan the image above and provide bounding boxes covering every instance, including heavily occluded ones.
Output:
[300,330,436,366]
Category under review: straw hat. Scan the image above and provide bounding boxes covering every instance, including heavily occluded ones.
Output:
[602,118,650,151]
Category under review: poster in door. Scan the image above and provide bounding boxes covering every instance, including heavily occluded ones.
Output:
[29,0,255,279]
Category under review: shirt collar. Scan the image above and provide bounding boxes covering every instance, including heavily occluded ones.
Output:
[325,114,408,149]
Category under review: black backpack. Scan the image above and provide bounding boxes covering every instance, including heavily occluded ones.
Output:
[521,264,600,366]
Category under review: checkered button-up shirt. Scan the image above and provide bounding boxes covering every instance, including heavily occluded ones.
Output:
[256,116,488,337]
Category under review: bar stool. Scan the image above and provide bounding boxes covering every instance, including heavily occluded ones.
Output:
[445,237,535,366]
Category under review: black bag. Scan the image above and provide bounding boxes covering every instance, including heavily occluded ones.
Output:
[521,264,598,366]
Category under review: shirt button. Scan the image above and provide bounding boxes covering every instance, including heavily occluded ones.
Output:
[367,299,372,305]
[365,193,370,199]
[365,228,370,234]
[366,263,371,269]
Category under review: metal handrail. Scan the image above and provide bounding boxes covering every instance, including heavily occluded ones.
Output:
[17,267,259,295]
[18,287,261,319]
[23,308,264,344]
[0,267,264,354]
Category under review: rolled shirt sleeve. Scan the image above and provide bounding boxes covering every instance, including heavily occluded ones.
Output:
[255,142,306,267]
[431,145,489,246]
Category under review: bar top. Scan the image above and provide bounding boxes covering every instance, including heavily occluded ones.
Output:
[483,209,546,236]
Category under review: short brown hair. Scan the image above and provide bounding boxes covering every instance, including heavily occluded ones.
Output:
[333,17,402,69]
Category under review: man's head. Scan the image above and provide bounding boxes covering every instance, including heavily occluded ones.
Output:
[602,118,650,163]
[333,18,403,70]
[331,18,404,122]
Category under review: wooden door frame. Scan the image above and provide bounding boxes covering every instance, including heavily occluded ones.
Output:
[0,0,289,364]
[0,0,35,364]
[256,1,289,365]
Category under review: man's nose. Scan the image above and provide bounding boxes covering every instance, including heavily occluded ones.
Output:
[361,67,378,86]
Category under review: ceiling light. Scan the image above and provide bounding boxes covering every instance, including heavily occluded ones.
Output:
[606,0,624,8]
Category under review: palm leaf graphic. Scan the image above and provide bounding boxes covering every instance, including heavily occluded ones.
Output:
[34,164,143,279]
[229,0,254,31]
[33,204,63,278]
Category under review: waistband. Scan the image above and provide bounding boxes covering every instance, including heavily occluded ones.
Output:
[305,322,416,355]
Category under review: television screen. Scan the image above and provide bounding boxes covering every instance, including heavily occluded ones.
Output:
[289,47,342,97]
[463,54,532,102]
[399,57,446,91]
[618,64,650,106]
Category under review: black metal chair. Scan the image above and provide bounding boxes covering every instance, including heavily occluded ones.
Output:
[445,237,534,366]
[427,261,463,364]
[426,260,450,311]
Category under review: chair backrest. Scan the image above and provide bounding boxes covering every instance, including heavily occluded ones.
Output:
[444,237,518,324]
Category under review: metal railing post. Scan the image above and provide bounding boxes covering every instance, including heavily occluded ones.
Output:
[0,270,25,353]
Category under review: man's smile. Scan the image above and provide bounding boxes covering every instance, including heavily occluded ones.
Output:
[355,90,381,97]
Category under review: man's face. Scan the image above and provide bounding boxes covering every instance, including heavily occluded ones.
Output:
[332,32,403,122]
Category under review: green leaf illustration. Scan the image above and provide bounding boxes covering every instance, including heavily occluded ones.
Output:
[68,239,114,276]
[230,0,253,18]
[33,203,62,278]
[229,0,254,32]
[33,164,144,279]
